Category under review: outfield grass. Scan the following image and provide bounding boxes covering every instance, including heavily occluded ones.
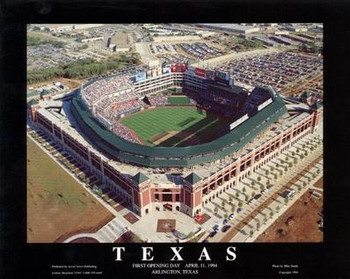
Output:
[167,96,190,105]
[27,137,113,242]
[120,107,230,147]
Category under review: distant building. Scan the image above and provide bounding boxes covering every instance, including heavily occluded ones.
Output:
[286,26,308,32]
[109,32,130,52]
[252,36,276,47]
[78,36,104,43]
[34,24,104,33]
[197,24,260,35]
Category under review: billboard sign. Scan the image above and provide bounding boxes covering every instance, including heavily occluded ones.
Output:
[206,70,215,81]
[215,70,230,85]
[230,114,249,130]
[135,71,147,82]
[162,67,171,74]
[171,63,187,72]
[257,98,273,111]
[195,68,206,77]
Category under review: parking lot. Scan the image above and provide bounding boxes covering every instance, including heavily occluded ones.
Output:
[149,41,224,64]
[214,51,323,92]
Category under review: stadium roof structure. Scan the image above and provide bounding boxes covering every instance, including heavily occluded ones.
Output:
[301,91,312,98]
[133,172,150,184]
[311,102,323,110]
[28,99,39,106]
[40,89,50,99]
[71,86,287,167]
[184,172,202,185]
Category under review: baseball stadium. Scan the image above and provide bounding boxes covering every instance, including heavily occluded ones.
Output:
[28,61,323,217]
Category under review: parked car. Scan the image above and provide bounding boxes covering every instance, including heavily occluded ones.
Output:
[213,225,221,232]
[222,225,231,232]
[229,213,235,220]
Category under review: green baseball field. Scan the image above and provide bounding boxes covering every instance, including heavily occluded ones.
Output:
[167,96,191,105]
[120,107,230,147]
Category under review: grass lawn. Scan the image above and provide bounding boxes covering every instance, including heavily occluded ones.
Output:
[27,137,113,243]
[167,96,190,105]
[121,107,230,147]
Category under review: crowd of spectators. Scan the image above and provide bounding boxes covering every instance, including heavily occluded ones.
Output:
[83,74,135,105]
[147,94,168,106]
[112,122,141,144]
[214,52,323,91]
[95,98,146,122]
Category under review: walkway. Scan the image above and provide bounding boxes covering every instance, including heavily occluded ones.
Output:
[63,217,127,243]
[221,145,323,242]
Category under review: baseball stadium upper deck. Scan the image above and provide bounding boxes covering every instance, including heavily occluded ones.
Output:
[69,63,288,167]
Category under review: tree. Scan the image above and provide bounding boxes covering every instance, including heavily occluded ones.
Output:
[303,181,307,188]
[221,200,225,209]
[260,185,265,192]
[93,185,98,193]
[263,216,267,224]
[276,205,280,213]
[256,222,260,231]
[214,206,218,215]
[238,201,243,208]
[257,176,261,182]
[235,191,240,198]
[229,196,233,204]
[242,187,246,194]
[231,204,236,213]
[251,181,255,186]
[249,230,254,238]
[266,179,270,185]
[265,170,269,176]
[251,191,256,198]
[274,174,278,180]
[269,211,274,219]
[297,184,302,192]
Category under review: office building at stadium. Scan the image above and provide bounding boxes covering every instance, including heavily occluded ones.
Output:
[28,63,323,217]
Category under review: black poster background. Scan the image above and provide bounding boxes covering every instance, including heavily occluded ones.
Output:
[1,1,350,278]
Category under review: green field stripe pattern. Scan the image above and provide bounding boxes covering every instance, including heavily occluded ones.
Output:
[121,107,229,147]
[167,96,190,105]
